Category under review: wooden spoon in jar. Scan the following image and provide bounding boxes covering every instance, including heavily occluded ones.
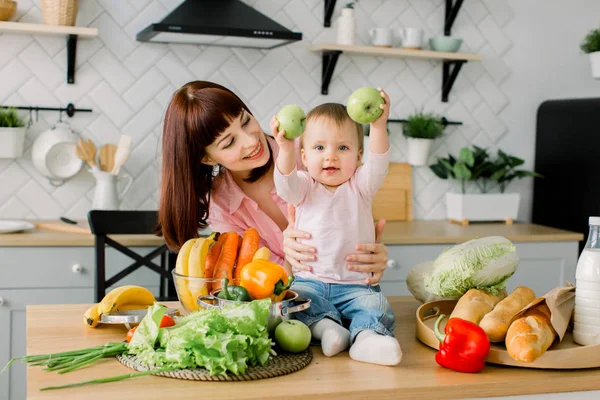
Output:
[99,144,117,173]
[75,138,96,168]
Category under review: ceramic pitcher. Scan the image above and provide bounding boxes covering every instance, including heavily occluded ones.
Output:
[91,167,133,210]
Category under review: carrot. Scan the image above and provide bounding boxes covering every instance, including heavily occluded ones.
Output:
[204,233,226,294]
[234,228,260,279]
[212,232,239,291]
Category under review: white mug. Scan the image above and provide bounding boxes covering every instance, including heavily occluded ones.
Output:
[369,27,393,47]
[399,27,424,49]
[91,167,133,210]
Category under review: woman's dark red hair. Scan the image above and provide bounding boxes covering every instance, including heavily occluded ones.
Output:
[156,81,269,251]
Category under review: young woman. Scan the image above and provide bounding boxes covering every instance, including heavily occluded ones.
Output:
[157,81,389,284]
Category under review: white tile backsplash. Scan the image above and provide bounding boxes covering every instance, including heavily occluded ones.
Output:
[0,0,521,221]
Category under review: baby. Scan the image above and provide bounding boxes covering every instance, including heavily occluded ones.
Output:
[270,89,402,366]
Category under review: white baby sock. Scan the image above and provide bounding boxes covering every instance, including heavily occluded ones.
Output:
[310,318,351,357]
[349,330,402,366]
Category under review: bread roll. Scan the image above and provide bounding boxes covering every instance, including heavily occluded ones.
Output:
[449,288,506,325]
[505,303,556,363]
[479,286,536,342]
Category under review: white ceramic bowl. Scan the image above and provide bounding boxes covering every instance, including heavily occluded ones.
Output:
[32,123,82,185]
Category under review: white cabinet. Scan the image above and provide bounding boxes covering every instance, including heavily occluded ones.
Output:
[0,288,92,400]
[379,241,580,299]
[0,246,165,400]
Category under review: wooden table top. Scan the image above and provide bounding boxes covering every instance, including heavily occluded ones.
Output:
[25,297,600,400]
[0,219,583,247]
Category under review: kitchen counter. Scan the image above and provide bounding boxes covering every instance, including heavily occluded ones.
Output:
[0,220,165,247]
[0,219,583,247]
[25,297,600,400]
[379,220,583,244]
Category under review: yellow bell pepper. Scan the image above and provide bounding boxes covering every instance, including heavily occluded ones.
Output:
[239,259,294,302]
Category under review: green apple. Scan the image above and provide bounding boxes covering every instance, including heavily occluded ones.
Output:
[276,104,306,139]
[274,319,311,353]
[346,87,385,124]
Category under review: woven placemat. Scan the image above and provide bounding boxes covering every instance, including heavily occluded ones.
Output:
[117,347,312,381]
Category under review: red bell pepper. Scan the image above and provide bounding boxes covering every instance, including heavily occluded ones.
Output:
[433,314,490,373]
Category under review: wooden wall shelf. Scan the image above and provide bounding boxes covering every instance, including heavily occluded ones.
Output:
[0,22,99,84]
[308,44,482,102]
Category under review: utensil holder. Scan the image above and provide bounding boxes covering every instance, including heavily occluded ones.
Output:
[41,0,78,26]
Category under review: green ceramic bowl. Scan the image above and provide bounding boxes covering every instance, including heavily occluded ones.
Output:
[429,36,463,52]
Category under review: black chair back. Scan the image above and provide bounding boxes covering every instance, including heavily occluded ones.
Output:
[88,210,177,302]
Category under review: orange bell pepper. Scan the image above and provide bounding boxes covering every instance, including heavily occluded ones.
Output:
[239,259,294,302]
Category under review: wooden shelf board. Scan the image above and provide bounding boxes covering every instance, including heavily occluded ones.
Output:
[0,21,98,38]
[308,43,482,62]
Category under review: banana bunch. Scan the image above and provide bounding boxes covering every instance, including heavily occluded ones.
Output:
[83,285,155,328]
[175,236,215,312]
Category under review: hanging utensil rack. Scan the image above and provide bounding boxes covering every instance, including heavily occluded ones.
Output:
[0,103,92,118]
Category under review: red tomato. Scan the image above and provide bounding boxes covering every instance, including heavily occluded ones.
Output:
[160,315,175,328]
[125,315,175,343]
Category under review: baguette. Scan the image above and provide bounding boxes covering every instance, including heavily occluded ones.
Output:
[505,303,556,363]
[449,288,507,325]
[479,286,536,342]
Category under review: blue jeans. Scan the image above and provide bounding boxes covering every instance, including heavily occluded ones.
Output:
[291,276,396,343]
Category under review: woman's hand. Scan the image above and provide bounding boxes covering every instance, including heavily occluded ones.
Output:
[346,219,389,285]
[282,204,314,272]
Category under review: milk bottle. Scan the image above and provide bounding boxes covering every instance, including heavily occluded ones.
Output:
[573,216,600,345]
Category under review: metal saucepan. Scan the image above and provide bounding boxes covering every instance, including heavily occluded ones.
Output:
[198,290,311,334]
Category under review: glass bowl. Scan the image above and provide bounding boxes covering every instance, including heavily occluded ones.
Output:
[172,271,242,313]
[172,271,220,313]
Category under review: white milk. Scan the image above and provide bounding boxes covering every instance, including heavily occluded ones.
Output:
[574,220,600,345]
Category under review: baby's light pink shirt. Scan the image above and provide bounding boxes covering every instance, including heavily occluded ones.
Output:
[274,150,389,284]
[207,136,298,265]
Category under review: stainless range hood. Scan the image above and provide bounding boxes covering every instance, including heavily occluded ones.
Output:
[136,0,303,49]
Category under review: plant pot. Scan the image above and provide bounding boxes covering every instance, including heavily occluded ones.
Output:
[589,51,600,79]
[446,192,520,222]
[0,127,26,159]
[407,137,432,166]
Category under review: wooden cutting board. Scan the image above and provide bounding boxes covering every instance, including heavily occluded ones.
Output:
[372,162,413,221]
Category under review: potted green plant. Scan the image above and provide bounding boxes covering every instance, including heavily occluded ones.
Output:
[581,26,600,79]
[430,146,542,223]
[403,111,445,166]
[0,107,26,159]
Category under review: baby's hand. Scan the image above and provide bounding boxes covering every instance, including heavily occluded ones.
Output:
[271,115,295,154]
[371,88,391,130]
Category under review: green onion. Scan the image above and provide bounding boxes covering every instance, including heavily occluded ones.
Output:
[40,368,175,391]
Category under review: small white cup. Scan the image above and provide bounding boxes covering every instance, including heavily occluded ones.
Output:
[369,27,393,47]
[399,27,424,49]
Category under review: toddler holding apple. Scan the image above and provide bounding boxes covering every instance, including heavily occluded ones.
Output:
[270,88,401,366]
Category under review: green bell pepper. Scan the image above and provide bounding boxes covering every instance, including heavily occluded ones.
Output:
[217,278,252,302]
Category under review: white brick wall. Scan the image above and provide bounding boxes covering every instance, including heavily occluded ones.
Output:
[0,0,516,220]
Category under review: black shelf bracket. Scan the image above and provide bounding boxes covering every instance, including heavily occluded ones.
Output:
[445,0,464,36]
[324,0,337,27]
[67,34,77,84]
[442,60,466,102]
[321,50,342,95]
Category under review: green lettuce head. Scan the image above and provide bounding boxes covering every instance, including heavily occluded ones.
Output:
[423,236,519,297]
